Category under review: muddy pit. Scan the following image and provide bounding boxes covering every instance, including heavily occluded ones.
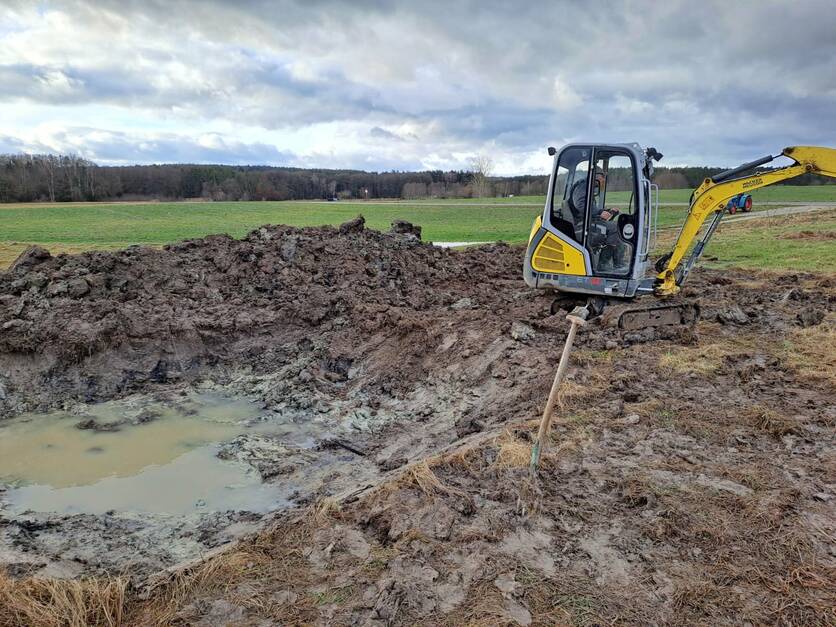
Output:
[0,219,834,624]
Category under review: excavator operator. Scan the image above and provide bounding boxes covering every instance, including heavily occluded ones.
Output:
[569,172,624,271]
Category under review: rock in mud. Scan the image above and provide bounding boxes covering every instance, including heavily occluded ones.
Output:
[66,277,90,298]
[75,418,120,432]
[454,415,484,438]
[494,572,521,597]
[389,220,422,239]
[184,599,246,626]
[503,598,533,626]
[339,215,365,234]
[1,318,29,331]
[10,245,51,274]
[25,272,48,289]
[217,434,313,479]
[377,455,407,471]
[271,590,299,604]
[510,321,535,341]
[796,307,824,327]
[781,287,807,302]
[131,408,162,424]
[717,305,749,325]
[615,413,640,426]
[46,281,69,298]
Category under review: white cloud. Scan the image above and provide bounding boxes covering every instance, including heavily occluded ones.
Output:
[0,0,833,172]
[615,95,653,116]
[552,76,582,111]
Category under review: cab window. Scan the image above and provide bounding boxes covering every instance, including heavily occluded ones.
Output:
[587,151,637,276]
[550,146,590,242]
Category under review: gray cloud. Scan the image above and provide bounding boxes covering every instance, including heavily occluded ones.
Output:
[0,0,834,171]
[0,129,296,166]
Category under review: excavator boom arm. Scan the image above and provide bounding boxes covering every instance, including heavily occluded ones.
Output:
[656,146,836,295]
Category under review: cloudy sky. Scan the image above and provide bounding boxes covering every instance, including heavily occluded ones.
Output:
[1,0,834,174]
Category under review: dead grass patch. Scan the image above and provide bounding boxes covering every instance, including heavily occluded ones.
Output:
[130,498,348,625]
[367,457,479,517]
[741,405,800,438]
[672,577,742,620]
[131,548,269,626]
[572,348,615,366]
[777,316,836,386]
[555,380,589,407]
[494,429,532,469]
[308,496,341,526]
[0,571,127,627]
[781,230,836,241]
[658,342,729,375]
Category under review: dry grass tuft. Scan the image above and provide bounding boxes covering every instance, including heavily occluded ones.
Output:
[404,460,469,502]
[572,348,615,366]
[556,380,588,408]
[307,497,341,526]
[778,317,836,386]
[494,429,532,469]
[742,405,800,438]
[132,549,267,626]
[658,343,729,375]
[0,571,127,627]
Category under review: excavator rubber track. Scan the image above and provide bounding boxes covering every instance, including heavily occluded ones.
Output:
[617,302,700,331]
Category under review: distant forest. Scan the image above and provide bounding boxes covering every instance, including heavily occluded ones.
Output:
[0,154,832,203]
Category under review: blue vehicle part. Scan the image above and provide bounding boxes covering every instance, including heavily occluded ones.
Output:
[726,193,752,214]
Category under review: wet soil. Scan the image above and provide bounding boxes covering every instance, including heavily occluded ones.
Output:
[0,219,834,624]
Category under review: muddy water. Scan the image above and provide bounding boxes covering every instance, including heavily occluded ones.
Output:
[0,393,291,515]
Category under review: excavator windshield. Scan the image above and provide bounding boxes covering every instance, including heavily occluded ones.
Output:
[588,151,636,276]
[550,146,591,242]
[550,145,637,276]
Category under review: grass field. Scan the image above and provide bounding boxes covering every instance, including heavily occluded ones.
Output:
[395,185,836,205]
[652,208,836,272]
[1,187,834,271]
[700,209,836,271]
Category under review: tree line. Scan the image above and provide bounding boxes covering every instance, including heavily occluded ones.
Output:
[0,153,831,203]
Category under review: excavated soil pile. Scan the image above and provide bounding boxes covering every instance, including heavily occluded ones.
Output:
[1,219,834,625]
[0,218,483,413]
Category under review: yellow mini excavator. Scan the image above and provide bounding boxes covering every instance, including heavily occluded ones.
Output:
[523,144,836,329]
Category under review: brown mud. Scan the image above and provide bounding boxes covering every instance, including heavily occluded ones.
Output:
[0,219,834,625]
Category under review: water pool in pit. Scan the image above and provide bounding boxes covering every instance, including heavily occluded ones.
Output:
[0,392,303,516]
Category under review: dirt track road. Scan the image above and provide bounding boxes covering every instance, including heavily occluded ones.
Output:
[723,203,835,223]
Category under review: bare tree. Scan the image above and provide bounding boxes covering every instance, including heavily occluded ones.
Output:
[39,154,57,202]
[469,154,494,198]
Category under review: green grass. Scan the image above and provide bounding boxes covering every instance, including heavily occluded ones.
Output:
[404,184,836,205]
[0,189,833,272]
[0,200,539,245]
[0,195,790,248]
[702,211,836,271]
[745,185,836,203]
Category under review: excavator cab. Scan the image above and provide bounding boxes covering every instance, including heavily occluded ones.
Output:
[524,143,660,299]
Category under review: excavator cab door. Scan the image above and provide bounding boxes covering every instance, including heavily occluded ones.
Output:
[585,148,639,277]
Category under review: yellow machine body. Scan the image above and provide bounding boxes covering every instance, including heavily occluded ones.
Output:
[527,217,587,276]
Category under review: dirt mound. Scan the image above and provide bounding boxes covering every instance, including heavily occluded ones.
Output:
[0,220,516,416]
[780,229,836,241]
